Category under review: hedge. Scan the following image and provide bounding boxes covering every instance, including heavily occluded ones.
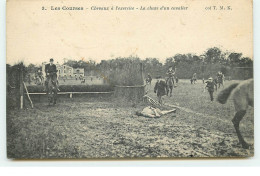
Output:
[25,85,114,93]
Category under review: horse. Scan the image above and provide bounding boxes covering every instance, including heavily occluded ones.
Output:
[166,77,174,97]
[213,77,218,91]
[217,75,225,88]
[217,78,253,149]
[46,74,58,106]
[190,77,197,84]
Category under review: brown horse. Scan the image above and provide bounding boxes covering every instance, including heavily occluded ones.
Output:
[166,77,174,97]
[217,79,253,149]
[46,75,58,106]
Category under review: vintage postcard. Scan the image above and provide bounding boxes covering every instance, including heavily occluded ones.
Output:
[6,0,253,159]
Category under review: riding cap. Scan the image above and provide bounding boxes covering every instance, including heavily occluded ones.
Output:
[50,58,54,62]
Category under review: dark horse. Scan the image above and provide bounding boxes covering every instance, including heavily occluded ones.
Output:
[213,77,218,91]
[217,74,225,88]
[46,73,58,106]
[217,79,253,149]
[166,77,174,97]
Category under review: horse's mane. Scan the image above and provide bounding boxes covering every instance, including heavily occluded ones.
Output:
[217,83,239,104]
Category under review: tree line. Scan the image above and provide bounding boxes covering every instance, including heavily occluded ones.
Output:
[9,47,253,81]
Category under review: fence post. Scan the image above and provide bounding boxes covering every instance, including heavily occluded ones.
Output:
[140,62,144,83]
[20,63,24,109]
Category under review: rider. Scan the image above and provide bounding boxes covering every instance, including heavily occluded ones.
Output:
[147,73,152,83]
[217,71,224,87]
[36,68,43,83]
[45,58,60,92]
[166,66,175,84]
[217,71,223,80]
[204,77,217,101]
[192,73,197,83]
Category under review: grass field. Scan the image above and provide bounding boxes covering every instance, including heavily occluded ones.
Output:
[7,79,254,159]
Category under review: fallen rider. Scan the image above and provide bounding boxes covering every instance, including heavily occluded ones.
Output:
[134,95,176,118]
[135,106,176,118]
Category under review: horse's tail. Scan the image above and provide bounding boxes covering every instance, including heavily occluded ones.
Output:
[217,83,239,104]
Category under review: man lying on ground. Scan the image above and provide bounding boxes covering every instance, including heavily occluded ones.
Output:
[134,95,176,118]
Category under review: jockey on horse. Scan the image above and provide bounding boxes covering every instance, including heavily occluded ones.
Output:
[191,73,197,84]
[166,66,175,85]
[45,58,60,92]
[36,68,44,85]
[146,73,152,85]
[217,71,224,88]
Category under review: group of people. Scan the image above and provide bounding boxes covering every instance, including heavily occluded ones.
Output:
[44,59,225,103]
[151,66,226,104]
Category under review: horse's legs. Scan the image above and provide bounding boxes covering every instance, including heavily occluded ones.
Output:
[170,86,173,97]
[232,110,249,149]
[53,89,57,105]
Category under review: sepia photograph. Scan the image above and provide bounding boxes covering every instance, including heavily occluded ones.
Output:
[6,0,253,159]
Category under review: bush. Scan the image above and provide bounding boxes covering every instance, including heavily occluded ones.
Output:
[107,57,144,86]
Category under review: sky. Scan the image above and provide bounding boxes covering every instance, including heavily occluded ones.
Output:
[6,0,253,66]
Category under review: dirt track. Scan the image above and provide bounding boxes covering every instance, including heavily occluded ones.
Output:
[7,80,254,159]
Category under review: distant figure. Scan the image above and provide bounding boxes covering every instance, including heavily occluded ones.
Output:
[204,77,217,101]
[146,73,152,85]
[154,76,167,104]
[191,73,197,84]
[175,76,179,84]
[91,77,93,81]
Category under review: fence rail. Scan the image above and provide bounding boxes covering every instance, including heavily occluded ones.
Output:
[25,91,114,99]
